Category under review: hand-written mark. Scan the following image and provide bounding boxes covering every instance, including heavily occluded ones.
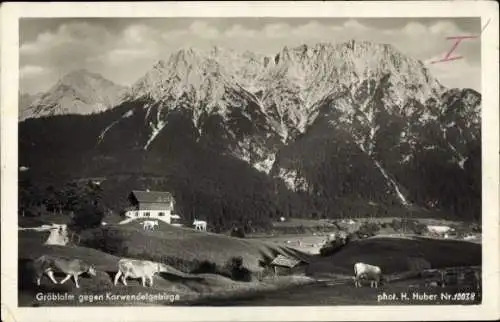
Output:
[430,18,491,64]
[480,18,491,34]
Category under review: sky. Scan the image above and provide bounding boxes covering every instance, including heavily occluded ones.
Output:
[19,17,482,95]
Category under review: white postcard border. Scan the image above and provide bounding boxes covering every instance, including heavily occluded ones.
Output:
[2,1,499,321]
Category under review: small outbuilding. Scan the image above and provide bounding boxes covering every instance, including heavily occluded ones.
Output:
[269,254,308,276]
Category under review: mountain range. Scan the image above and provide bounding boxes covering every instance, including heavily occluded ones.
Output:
[18,40,481,228]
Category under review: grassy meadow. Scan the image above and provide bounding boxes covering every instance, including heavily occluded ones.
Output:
[18,215,482,306]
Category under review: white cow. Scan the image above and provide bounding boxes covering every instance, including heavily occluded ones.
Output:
[353,262,382,288]
[114,259,171,287]
[44,225,69,246]
[193,219,207,231]
[143,220,158,230]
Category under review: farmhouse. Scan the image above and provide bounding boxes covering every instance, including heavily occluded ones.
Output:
[123,190,181,224]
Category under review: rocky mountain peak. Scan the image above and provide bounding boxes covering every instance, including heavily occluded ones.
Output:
[20,69,126,121]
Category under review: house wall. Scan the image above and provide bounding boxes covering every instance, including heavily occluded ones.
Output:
[137,202,174,211]
[272,266,293,276]
[272,264,307,276]
[124,209,173,223]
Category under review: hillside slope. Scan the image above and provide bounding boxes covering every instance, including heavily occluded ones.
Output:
[80,221,312,273]
[306,236,481,278]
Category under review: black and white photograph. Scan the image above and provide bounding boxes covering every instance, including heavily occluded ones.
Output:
[1,2,499,321]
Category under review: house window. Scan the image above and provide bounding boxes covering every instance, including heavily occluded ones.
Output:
[159,212,165,216]
[144,212,150,217]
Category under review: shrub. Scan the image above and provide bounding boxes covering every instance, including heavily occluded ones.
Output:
[413,223,428,235]
[319,239,348,256]
[391,219,402,231]
[230,227,246,238]
[471,224,481,233]
[357,222,380,237]
[222,256,253,282]
[70,203,104,232]
[296,225,306,234]
[191,260,219,274]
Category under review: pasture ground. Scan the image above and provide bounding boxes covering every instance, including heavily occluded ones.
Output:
[186,278,481,306]
[18,216,481,306]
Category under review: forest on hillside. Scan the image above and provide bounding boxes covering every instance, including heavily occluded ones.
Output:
[18,94,481,232]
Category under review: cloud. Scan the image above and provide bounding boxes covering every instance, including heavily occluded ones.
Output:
[402,22,427,35]
[429,21,464,36]
[188,21,220,39]
[95,48,155,65]
[123,25,154,45]
[21,22,110,57]
[20,65,46,78]
[426,57,480,90]
[262,23,291,38]
[225,24,257,38]
[292,21,332,39]
[342,19,368,30]
[19,21,162,92]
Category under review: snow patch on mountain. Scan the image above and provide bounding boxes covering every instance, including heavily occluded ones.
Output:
[277,168,309,192]
[253,154,276,174]
[97,109,135,144]
[372,159,410,205]
[145,120,167,150]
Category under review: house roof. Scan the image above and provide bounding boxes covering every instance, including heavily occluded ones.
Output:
[270,254,302,268]
[130,190,174,204]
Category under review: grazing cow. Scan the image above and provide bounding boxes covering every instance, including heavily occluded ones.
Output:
[193,219,207,231]
[143,220,158,230]
[114,259,171,287]
[33,255,96,288]
[353,262,382,288]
